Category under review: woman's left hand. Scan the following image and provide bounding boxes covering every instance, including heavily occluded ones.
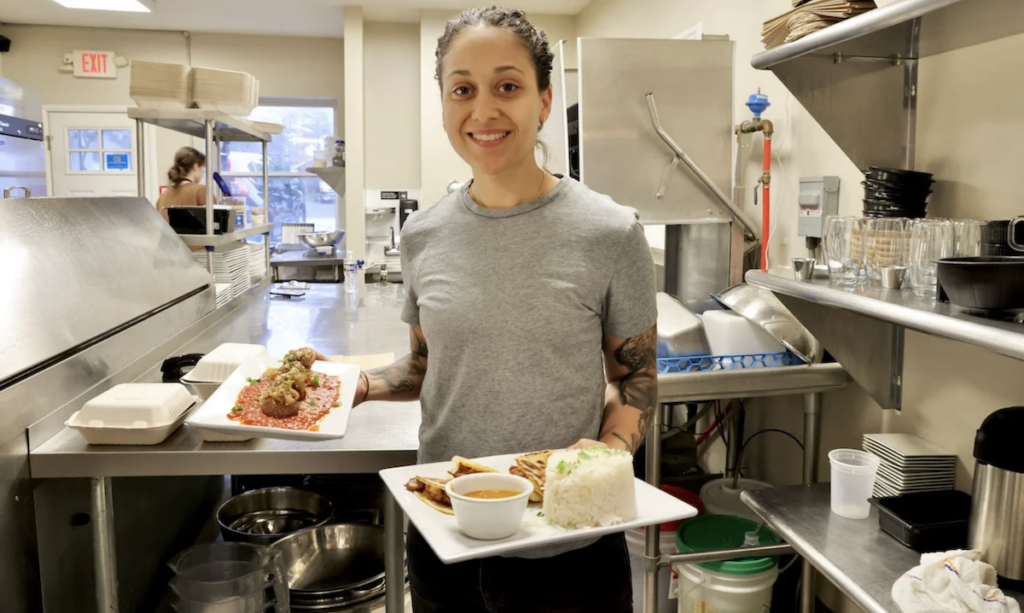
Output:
[569,439,608,451]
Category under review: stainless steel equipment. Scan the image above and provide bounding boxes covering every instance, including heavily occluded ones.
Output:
[712,284,824,363]
[0,195,219,613]
[969,407,1024,581]
[0,78,46,199]
[271,524,395,609]
[299,230,346,258]
[218,487,335,545]
[656,292,710,357]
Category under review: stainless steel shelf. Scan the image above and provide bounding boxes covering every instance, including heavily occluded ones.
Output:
[743,484,1022,613]
[306,167,346,196]
[751,0,1024,70]
[177,224,273,247]
[747,270,1024,362]
[128,108,271,142]
[657,362,850,403]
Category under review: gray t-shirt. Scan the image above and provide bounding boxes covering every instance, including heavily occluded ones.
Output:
[401,177,657,465]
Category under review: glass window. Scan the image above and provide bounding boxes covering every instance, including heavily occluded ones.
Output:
[220,102,338,243]
[68,129,99,150]
[70,152,101,172]
[102,129,132,150]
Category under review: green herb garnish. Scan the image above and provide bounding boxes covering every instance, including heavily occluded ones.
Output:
[556,460,567,474]
[308,399,316,406]
[231,406,242,412]
[246,377,261,384]
[578,451,592,461]
[312,375,320,386]
[537,511,545,517]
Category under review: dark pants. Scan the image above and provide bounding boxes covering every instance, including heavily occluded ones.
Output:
[407,525,633,613]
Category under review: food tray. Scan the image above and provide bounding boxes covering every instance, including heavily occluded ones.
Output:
[185,356,359,442]
[73,383,195,428]
[869,491,971,552]
[379,453,699,564]
[657,351,803,374]
[183,343,269,383]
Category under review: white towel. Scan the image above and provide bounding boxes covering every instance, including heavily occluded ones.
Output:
[893,550,1020,613]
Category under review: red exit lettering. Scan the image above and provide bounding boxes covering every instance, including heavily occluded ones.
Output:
[81,53,108,74]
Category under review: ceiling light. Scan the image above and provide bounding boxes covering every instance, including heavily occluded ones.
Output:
[52,0,153,12]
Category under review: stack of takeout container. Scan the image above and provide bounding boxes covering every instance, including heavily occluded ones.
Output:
[862,433,957,498]
[66,383,196,445]
[129,60,192,109]
[180,343,268,401]
[191,67,259,116]
[194,244,251,299]
[248,243,267,281]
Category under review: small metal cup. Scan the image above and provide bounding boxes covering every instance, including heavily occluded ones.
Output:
[792,258,816,281]
[880,265,908,289]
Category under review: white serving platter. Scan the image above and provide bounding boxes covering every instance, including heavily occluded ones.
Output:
[185,355,359,441]
[379,453,699,564]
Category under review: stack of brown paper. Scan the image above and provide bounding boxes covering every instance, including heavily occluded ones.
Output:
[763,0,876,49]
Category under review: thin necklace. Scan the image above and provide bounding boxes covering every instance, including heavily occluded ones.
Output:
[471,170,548,207]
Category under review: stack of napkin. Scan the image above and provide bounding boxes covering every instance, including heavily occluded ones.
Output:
[763,0,877,49]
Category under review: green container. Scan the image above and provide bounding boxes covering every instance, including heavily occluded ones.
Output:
[676,514,781,575]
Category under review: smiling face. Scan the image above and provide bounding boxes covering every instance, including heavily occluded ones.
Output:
[439,25,553,178]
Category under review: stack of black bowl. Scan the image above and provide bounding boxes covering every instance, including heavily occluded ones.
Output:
[863,167,934,219]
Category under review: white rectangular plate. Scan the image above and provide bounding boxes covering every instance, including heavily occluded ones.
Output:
[380,453,698,564]
[185,356,359,441]
[863,434,955,458]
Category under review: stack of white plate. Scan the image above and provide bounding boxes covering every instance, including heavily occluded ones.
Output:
[214,282,232,308]
[130,60,191,109]
[248,242,267,280]
[194,245,250,299]
[862,433,956,498]
[191,67,258,116]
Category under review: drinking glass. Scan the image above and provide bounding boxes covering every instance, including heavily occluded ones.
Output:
[953,219,985,258]
[824,216,865,285]
[909,220,955,298]
[865,218,908,284]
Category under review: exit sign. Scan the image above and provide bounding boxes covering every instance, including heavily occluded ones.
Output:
[73,50,117,79]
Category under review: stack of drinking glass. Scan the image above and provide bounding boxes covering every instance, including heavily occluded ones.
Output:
[169,542,289,613]
[823,216,986,297]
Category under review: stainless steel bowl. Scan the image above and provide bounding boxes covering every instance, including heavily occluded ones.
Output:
[298,230,346,248]
[270,524,385,599]
[217,487,334,545]
[712,283,823,364]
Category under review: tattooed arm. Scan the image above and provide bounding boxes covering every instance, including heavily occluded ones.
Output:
[353,325,428,406]
[596,326,658,454]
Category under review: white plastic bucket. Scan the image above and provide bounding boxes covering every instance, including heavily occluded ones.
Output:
[675,562,778,613]
[625,528,677,613]
[829,448,881,519]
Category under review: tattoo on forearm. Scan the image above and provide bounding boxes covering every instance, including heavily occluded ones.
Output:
[609,328,658,453]
[366,327,428,396]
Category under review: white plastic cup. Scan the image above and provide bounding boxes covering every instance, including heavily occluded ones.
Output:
[251,214,265,226]
[828,449,880,519]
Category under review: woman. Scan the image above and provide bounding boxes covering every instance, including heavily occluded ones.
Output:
[155,146,207,222]
[352,8,657,612]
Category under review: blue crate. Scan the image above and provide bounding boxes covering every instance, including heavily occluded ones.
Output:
[657,351,803,374]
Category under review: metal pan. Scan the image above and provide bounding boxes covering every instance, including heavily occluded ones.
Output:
[270,524,386,598]
[712,284,823,363]
[218,487,334,545]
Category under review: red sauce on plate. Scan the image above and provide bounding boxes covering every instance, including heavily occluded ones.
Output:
[228,371,340,431]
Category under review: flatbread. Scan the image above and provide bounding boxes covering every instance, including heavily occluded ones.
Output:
[448,456,498,479]
[404,476,454,515]
[511,450,553,503]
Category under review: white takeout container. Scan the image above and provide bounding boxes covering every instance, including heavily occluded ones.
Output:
[181,344,269,400]
[67,384,197,445]
[446,474,533,540]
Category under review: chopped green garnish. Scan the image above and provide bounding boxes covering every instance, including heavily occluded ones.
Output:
[312,375,320,386]
[578,450,592,461]
[537,511,545,517]
[556,460,567,474]
[231,406,242,412]
[308,399,316,406]
[246,377,261,384]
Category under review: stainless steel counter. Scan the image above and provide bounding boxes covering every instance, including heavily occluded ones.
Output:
[30,281,421,479]
[742,484,1024,613]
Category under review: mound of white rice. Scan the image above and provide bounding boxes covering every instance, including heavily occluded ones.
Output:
[543,447,637,529]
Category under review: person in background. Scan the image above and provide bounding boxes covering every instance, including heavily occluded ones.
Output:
[155,146,207,222]
[329,7,658,612]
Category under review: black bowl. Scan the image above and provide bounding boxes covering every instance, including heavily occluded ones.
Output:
[937,257,1024,310]
[863,198,927,213]
[864,209,926,219]
[862,182,932,202]
[982,243,1022,257]
[866,166,935,185]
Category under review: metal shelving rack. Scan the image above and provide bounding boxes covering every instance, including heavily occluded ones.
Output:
[129,108,274,277]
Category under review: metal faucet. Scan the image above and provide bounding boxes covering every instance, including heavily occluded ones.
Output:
[384,226,400,257]
[3,186,30,198]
